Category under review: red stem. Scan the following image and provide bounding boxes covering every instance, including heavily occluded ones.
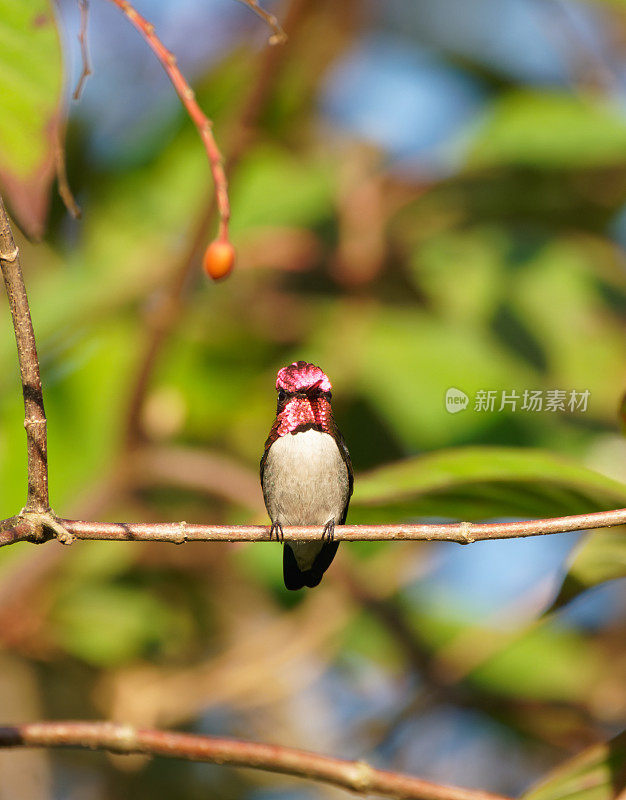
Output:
[107,0,230,239]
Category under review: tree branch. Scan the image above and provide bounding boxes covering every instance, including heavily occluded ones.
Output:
[237,0,287,44]
[0,195,49,512]
[1,507,625,548]
[73,0,92,101]
[0,721,510,800]
[107,0,230,241]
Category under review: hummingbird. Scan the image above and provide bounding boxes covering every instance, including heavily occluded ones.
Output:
[260,361,353,590]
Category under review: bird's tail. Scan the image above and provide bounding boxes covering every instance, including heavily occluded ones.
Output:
[283,542,339,590]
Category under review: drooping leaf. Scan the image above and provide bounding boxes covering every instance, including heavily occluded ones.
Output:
[351,447,626,522]
[0,0,64,237]
[548,527,626,611]
[523,731,626,800]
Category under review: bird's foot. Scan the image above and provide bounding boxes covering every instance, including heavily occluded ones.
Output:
[269,521,284,543]
[322,520,335,543]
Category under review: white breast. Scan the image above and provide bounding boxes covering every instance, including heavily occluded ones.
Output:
[262,429,349,527]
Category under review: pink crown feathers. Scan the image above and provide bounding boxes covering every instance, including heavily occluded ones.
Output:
[276,361,332,393]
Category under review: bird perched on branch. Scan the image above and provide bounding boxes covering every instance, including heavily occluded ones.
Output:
[260,361,353,590]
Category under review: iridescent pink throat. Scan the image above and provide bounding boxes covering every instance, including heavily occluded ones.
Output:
[275,396,332,437]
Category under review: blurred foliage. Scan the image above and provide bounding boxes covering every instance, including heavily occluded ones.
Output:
[0,0,62,236]
[0,1,626,799]
[549,526,626,610]
[352,447,626,520]
[523,732,626,800]
[471,91,626,169]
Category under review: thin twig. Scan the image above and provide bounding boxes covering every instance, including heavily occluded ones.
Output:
[54,125,81,219]
[107,0,230,240]
[1,507,626,548]
[237,0,287,45]
[73,0,92,101]
[0,721,510,800]
[0,196,49,512]
[122,0,308,450]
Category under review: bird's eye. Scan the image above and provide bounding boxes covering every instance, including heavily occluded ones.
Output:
[277,390,287,403]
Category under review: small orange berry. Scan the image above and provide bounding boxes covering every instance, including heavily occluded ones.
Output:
[203,239,235,280]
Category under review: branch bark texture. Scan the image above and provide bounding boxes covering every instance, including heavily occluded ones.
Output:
[1,507,625,548]
[0,721,510,800]
[0,195,49,512]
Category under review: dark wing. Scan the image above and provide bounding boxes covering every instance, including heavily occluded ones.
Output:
[259,446,267,485]
[259,423,281,486]
[331,424,353,524]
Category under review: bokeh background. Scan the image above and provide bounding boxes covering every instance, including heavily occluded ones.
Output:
[1,0,626,798]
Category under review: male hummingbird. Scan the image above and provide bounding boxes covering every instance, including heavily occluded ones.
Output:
[260,361,353,590]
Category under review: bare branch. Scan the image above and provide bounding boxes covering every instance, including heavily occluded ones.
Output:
[73,0,92,101]
[1,507,625,548]
[107,0,230,240]
[0,721,510,800]
[236,0,287,45]
[0,195,49,512]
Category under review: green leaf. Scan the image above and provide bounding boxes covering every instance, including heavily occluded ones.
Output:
[351,447,626,522]
[345,307,536,450]
[510,239,626,421]
[408,612,599,704]
[52,584,185,667]
[229,145,334,235]
[0,0,63,237]
[470,625,598,702]
[470,91,626,169]
[620,391,626,435]
[549,527,626,610]
[342,610,403,668]
[523,731,626,800]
